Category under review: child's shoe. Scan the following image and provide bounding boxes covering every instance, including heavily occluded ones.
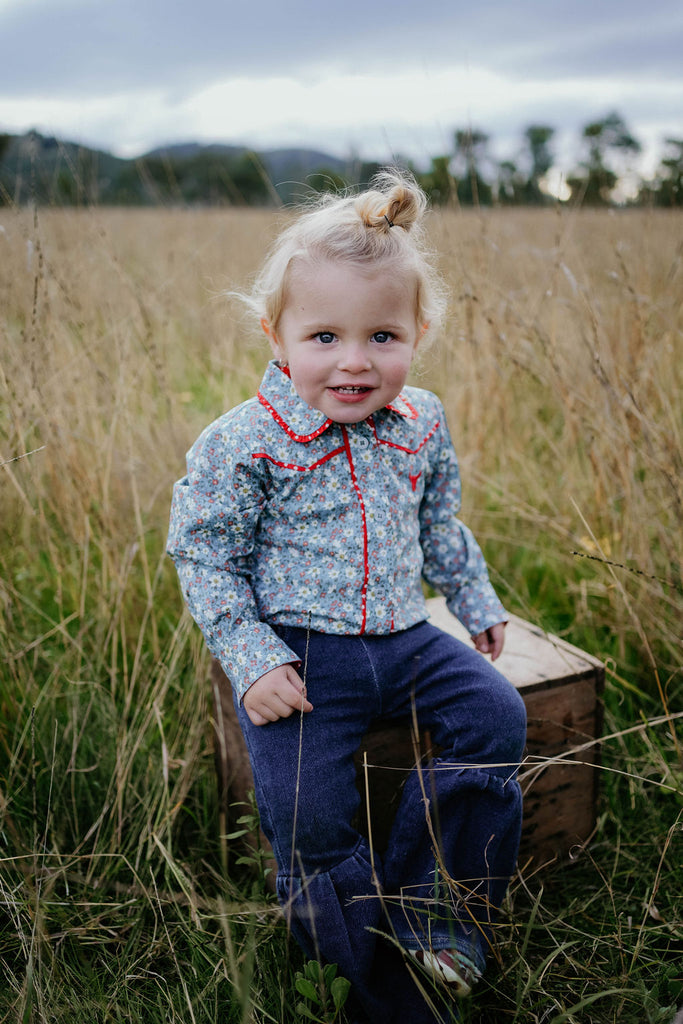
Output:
[407,947,481,997]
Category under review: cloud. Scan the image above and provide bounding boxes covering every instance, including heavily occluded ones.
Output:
[1,0,682,99]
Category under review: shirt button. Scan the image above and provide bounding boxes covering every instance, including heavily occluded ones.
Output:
[357,437,370,449]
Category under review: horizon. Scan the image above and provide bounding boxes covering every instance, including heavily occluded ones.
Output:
[4,120,679,205]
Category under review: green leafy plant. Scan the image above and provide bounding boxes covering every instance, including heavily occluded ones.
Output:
[226,791,274,890]
[294,960,351,1023]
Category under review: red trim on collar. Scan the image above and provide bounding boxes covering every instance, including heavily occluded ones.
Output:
[257,391,332,443]
[386,394,419,420]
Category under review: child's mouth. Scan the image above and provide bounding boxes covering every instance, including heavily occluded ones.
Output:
[331,386,372,394]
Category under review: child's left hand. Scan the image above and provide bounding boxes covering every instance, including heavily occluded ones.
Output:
[473,622,506,661]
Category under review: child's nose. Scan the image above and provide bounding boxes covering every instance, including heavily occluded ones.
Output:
[338,341,371,372]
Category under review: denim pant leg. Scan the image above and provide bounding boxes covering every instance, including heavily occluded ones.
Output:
[234,627,388,1019]
[378,622,527,973]
[235,622,525,1023]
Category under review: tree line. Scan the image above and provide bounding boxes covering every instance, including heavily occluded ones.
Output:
[1,112,681,208]
[373,112,681,208]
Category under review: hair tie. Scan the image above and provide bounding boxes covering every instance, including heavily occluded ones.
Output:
[384,214,395,228]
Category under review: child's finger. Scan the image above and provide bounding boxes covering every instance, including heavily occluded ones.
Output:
[282,681,313,713]
[473,624,506,660]
[246,707,270,726]
[282,669,313,711]
[473,631,490,654]
[249,694,298,724]
[488,622,506,661]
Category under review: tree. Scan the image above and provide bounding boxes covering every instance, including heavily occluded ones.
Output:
[496,159,524,205]
[452,128,493,205]
[521,125,555,203]
[124,150,271,206]
[224,152,272,205]
[567,111,641,205]
[418,155,457,206]
[306,169,347,195]
[651,138,683,206]
[356,161,383,188]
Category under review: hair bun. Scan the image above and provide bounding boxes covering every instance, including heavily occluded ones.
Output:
[355,170,426,234]
[240,164,446,340]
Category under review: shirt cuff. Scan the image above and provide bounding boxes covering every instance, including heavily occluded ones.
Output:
[211,620,301,702]
[446,579,507,637]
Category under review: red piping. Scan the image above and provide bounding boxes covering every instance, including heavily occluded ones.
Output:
[258,391,332,443]
[370,419,440,453]
[341,425,368,634]
[252,447,345,471]
[386,395,419,419]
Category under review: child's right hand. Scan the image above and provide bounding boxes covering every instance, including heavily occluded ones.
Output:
[242,665,313,726]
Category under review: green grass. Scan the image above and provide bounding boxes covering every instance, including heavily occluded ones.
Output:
[1,203,681,1022]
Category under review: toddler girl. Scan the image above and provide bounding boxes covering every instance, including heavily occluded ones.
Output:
[167,171,526,1023]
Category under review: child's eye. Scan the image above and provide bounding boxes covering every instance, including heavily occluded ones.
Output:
[315,332,336,344]
[371,331,394,344]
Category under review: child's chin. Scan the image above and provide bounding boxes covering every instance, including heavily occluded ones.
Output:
[327,404,377,424]
[321,393,385,422]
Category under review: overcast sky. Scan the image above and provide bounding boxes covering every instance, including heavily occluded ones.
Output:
[1,0,681,182]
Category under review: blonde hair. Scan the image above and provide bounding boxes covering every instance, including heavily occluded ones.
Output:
[243,169,447,340]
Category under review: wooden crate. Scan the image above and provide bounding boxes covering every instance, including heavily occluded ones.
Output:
[211,597,604,878]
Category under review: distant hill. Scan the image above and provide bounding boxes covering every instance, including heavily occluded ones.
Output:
[0,131,373,206]
[139,142,349,180]
[0,131,129,205]
[144,141,248,162]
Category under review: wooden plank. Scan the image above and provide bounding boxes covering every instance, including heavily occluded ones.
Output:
[519,677,602,861]
[426,596,604,693]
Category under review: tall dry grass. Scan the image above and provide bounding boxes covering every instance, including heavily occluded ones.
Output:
[424,209,681,683]
[0,202,681,1022]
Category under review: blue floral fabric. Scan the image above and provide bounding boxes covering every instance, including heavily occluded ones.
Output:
[167,360,506,700]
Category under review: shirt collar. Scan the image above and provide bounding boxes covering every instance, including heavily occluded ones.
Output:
[386,392,419,420]
[257,360,418,442]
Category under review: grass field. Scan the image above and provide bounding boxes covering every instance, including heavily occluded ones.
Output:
[0,202,681,1023]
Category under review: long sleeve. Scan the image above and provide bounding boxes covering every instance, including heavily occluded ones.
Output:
[419,405,507,636]
[167,416,300,701]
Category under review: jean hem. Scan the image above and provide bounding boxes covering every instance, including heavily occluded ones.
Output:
[391,934,487,976]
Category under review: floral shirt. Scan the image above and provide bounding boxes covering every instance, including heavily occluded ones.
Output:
[167,361,506,700]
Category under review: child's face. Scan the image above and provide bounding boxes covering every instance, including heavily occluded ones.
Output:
[267,259,423,423]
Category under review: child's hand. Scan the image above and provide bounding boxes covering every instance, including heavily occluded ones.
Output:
[243,665,313,726]
[473,622,506,662]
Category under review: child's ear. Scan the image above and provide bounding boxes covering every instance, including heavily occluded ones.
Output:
[412,321,429,357]
[260,318,281,358]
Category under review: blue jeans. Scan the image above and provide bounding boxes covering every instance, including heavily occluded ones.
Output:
[235,621,526,1023]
